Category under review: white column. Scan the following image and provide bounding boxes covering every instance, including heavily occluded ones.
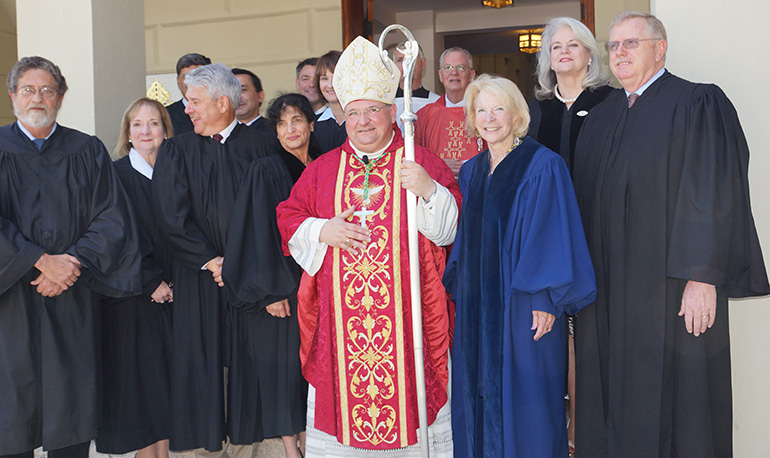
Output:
[0,3,18,126]
[394,10,438,93]
[16,0,145,151]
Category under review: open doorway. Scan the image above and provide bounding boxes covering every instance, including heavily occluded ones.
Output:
[367,0,587,98]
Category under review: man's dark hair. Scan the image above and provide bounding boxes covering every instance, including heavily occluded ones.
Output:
[7,56,68,95]
[295,57,319,78]
[267,92,315,128]
[231,68,263,92]
[175,53,211,75]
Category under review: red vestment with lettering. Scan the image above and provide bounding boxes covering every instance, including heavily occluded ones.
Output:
[415,95,486,161]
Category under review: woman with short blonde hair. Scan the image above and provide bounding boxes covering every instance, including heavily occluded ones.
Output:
[446,73,596,458]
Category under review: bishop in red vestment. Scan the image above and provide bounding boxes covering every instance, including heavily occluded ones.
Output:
[276,36,460,458]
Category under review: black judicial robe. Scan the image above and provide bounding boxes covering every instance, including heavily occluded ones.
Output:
[247,116,276,136]
[151,124,276,451]
[96,156,173,454]
[0,123,141,453]
[167,99,194,135]
[572,71,770,458]
[276,137,322,183]
[312,117,347,154]
[223,154,306,444]
[528,85,615,173]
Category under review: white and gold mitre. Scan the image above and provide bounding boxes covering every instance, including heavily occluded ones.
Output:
[333,36,401,110]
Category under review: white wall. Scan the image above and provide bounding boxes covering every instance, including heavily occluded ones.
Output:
[93,0,146,150]
[17,0,95,134]
[16,0,145,149]
[651,1,770,456]
[0,0,15,125]
[144,0,342,111]
[392,10,437,92]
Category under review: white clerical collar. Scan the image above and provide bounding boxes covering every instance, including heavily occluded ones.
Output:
[240,114,262,126]
[318,106,343,123]
[17,121,57,141]
[349,132,395,160]
[213,119,238,143]
[445,97,465,108]
[315,104,328,116]
[182,98,189,107]
[129,148,154,180]
[624,67,666,98]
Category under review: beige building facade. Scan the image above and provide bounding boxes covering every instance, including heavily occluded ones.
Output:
[145,0,343,105]
[2,0,768,456]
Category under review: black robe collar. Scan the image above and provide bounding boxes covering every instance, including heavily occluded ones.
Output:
[534,85,614,172]
[395,86,432,99]
[1,122,84,156]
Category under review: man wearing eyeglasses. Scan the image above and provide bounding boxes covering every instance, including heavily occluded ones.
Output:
[572,11,769,458]
[0,56,141,458]
[415,47,486,178]
[277,36,459,457]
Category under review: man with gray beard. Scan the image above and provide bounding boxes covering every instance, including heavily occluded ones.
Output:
[0,56,141,458]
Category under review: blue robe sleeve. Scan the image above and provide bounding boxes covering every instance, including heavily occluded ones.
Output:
[504,154,596,317]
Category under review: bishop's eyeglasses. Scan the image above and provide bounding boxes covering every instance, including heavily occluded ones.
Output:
[345,104,388,120]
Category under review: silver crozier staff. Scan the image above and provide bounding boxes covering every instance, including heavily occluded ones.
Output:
[378,25,430,458]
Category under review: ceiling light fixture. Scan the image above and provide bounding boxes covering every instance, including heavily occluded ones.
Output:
[481,0,513,8]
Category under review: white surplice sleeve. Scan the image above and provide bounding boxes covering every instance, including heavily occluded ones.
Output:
[417,181,458,246]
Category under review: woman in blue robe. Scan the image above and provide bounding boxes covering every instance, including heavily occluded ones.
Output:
[443,74,596,458]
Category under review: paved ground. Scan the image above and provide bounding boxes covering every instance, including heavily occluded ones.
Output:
[35,439,288,458]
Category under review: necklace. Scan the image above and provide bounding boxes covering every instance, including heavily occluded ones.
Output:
[506,136,522,157]
[553,84,578,104]
[352,151,388,202]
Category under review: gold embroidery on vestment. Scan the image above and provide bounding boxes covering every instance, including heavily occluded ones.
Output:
[443,120,472,160]
[332,149,411,447]
[333,154,350,445]
[392,148,408,447]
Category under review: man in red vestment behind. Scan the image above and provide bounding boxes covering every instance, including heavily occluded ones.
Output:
[415,47,486,178]
[276,36,460,458]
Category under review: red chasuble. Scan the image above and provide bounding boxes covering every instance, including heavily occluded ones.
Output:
[415,95,486,161]
[277,130,460,450]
